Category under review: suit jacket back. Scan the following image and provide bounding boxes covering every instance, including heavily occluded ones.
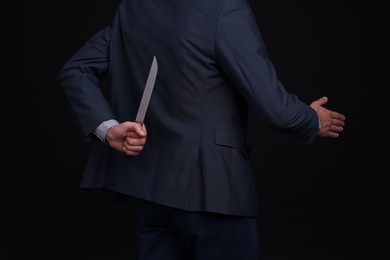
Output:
[59,0,319,216]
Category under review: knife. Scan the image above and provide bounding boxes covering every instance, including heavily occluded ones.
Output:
[135,55,158,124]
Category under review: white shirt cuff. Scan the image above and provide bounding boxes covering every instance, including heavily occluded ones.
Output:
[93,119,119,142]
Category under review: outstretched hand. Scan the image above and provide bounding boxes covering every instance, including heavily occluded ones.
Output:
[106,122,147,156]
[310,96,346,138]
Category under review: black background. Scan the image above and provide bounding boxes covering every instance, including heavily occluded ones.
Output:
[2,0,388,259]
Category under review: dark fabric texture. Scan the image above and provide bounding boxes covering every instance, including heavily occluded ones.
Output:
[59,0,319,217]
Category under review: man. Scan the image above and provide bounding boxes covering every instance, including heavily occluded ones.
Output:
[59,0,345,259]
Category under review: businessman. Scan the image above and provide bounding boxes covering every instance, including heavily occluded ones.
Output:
[59,0,346,259]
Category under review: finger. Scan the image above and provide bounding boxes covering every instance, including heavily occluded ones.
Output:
[127,131,147,139]
[327,132,339,138]
[331,111,346,121]
[123,122,146,136]
[332,118,346,127]
[124,146,144,153]
[123,149,141,156]
[126,124,146,137]
[330,125,344,133]
[141,124,147,135]
[125,136,146,146]
[123,144,144,155]
[134,123,146,136]
[317,124,342,138]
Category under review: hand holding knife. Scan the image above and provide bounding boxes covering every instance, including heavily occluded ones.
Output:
[121,55,157,157]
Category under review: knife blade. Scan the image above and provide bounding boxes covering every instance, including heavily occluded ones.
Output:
[135,55,158,124]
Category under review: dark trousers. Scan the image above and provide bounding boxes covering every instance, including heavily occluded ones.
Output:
[135,199,259,260]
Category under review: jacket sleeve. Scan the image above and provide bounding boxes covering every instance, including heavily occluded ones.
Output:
[59,26,115,141]
[214,0,319,144]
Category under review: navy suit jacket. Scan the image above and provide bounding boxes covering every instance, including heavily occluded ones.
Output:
[59,0,319,217]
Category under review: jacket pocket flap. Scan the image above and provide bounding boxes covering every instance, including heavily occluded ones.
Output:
[214,131,248,155]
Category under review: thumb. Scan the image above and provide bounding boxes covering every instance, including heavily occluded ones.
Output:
[316,96,328,106]
[125,122,146,136]
[134,123,146,136]
[310,96,328,111]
